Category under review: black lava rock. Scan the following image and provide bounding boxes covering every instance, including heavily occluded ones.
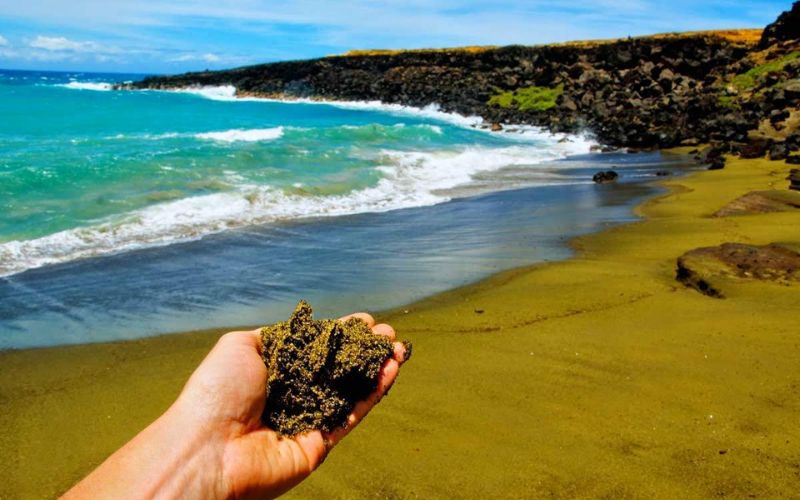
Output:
[593,170,619,183]
[769,143,788,161]
[758,1,800,49]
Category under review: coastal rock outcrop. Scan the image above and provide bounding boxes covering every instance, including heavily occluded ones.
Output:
[121,4,800,155]
[758,1,800,49]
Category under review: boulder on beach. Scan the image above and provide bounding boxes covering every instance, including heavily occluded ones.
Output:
[695,145,727,170]
[768,143,788,161]
[592,170,619,183]
[677,242,800,297]
[738,139,769,159]
[789,169,800,190]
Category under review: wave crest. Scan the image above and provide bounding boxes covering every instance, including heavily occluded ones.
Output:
[59,81,112,91]
[195,127,284,142]
[0,139,587,277]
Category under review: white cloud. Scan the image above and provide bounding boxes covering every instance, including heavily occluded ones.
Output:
[0,0,785,71]
[168,52,221,63]
[0,34,132,64]
[0,1,782,51]
[29,35,98,52]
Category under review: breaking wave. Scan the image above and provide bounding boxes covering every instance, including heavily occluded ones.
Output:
[58,81,113,91]
[195,127,285,142]
[0,140,587,276]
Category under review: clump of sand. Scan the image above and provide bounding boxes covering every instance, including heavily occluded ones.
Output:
[260,301,397,436]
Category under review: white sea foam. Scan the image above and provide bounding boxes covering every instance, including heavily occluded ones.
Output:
[167,86,592,145]
[0,136,589,277]
[104,124,441,143]
[59,81,112,91]
[0,85,596,276]
[176,85,238,101]
[195,127,284,142]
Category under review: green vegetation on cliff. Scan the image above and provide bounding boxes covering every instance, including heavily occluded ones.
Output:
[731,50,800,90]
[487,85,564,112]
[716,94,740,109]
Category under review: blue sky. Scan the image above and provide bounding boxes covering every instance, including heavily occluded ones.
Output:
[0,0,791,74]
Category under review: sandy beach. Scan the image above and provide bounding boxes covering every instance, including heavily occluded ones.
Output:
[2,153,798,498]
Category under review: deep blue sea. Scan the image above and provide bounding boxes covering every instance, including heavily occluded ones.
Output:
[0,69,696,349]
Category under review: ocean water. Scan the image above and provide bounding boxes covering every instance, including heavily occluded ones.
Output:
[0,69,697,349]
[0,70,592,276]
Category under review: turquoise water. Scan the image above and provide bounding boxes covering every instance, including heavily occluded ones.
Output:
[0,69,697,349]
[0,70,590,276]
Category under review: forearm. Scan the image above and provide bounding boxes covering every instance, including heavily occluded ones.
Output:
[64,401,228,499]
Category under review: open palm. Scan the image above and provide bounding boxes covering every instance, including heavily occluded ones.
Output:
[177,313,406,499]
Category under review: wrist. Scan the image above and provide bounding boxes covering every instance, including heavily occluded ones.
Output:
[148,401,230,499]
[64,400,230,500]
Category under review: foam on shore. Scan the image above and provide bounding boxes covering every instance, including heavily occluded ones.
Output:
[195,127,285,142]
[168,85,593,145]
[0,140,588,277]
[58,81,113,91]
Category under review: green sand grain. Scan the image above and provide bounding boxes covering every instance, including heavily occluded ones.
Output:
[260,301,395,436]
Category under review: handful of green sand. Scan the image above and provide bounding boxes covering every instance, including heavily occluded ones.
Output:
[259,301,409,436]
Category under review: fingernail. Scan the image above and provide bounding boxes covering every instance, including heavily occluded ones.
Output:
[401,340,413,362]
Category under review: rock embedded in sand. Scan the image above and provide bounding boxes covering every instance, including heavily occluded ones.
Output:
[259,301,398,436]
[713,190,800,217]
[676,243,800,297]
[788,169,800,190]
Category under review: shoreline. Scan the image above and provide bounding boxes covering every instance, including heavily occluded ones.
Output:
[0,178,655,353]
[0,176,664,350]
[160,84,597,143]
[0,112,676,349]
[0,81,599,284]
[0,157,681,350]
[2,153,799,497]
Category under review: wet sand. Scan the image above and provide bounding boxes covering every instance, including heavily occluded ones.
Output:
[1,154,799,498]
[0,151,687,350]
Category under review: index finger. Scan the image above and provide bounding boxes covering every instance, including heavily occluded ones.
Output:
[338,312,376,328]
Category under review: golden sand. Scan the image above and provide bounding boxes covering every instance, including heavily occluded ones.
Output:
[1,154,798,498]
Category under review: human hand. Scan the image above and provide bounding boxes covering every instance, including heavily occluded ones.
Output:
[64,313,408,500]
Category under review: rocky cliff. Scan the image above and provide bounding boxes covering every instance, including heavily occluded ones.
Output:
[125,2,800,161]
